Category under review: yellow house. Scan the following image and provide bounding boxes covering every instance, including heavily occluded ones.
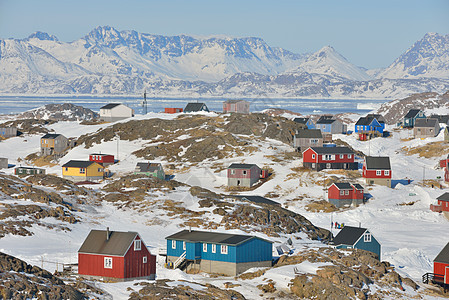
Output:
[62,160,104,182]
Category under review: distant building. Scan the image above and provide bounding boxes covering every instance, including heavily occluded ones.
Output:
[0,158,8,169]
[293,117,315,129]
[164,108,183,114]
[328,183,364,208]
[413,118,440,138]
[293,129,323,151]
[430,114,449,126]
[134,162,165,180]
[302,147,357,171]
[355,116,384,137]
[0,127,17,139]
[402,109,425,128]
[100,103,134,122]
[78,228,156,281]
[223,100,250,114]
[331,226,381,259]
[165,229,272,276]
[40,133,69,157]
[62,160,104,182]
[89,153,115,166]
[184,103,209,113]
[315,116,346,134]
[430,192,449,213]
[15,166,45,175]
[363,156,392,188]
[227,163,262,187]
[423,242,449,287]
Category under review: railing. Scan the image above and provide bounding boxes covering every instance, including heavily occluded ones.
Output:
[173,251,186,269]
[422,272,445,284]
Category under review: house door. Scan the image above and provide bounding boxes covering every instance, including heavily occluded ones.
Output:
[343,163,347,169]
[445,266,449,284]
[237,180,241,186]
[326,163,331,169]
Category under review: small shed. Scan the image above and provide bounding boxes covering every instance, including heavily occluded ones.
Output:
[223,100,250,114]
[227,163,261,187]
[165,108,183,114]
[331,226,381,259]
[184,103,209,113]
[15,167,46,175]
[100,103,134,122]
[414,118,440,138]
[78,228,156,281]
[89,153,115,166]
[134,162,165,180]
[0,158,8,169]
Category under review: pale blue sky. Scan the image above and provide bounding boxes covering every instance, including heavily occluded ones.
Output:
[0,0,448,69]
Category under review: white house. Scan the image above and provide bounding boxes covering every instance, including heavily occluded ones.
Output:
[100,103,134,122]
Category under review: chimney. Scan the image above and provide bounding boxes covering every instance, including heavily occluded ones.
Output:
[106,227,110,240]
[359,222,361,228]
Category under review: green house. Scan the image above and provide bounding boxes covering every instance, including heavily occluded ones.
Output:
[134,162,165,180]
[15,167,46,175]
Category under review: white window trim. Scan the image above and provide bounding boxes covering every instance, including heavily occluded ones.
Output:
[348,154,352,159]
[376,170,381,176]
[134,240,141,251]
[221,245,228,254]
[203,243,207,252]
[364,233,372,242]
[172,240,176,249]
[384,170,390,176]
[243,170,247,175]
[312,154,316,159]
[231,169,235,175]
[143,256,147,263]
[183,241,186,250]
[340,154,344,159]
[212,244,216,253]
[345,190,349,195]
[104,257,113,269]
[340,190,344,195]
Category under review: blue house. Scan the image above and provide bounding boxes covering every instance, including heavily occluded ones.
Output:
[403,109,425,128]
[315,116,346,134]
[293,117,315,129]
[331,226,381,259]
[355,116,385,135]
[166,230,273,276]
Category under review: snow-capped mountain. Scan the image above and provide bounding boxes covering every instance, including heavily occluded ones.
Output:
[293,46,372,81]
[378,32,449,79]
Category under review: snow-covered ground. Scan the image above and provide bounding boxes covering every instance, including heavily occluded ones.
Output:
[0,112,448,299]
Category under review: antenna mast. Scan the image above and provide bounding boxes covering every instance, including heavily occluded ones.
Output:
[142,90,147,114]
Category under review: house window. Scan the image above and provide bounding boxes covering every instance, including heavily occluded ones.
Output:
[231,169,235,175]
[364,233,372,242]
[172,240,176,249]
[98,168,103,172]
[340,154,344,159]
[243,170,247,175]
[65,167,68,172]
[143,256,147,263]
[104,257,113,269]
[376,170,381,176]
[221,245,228,254]
[80,168,85,174]
[203,243,207,252]
[339,190,344,195]
[212,244,216,253]
[134,240,141,251]
[345,190,349,195]
[183,241,186,250]
[348,154,352,159]
[384,170,390,176]
[312,154,316,159]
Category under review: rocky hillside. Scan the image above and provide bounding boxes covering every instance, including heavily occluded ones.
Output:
[376,90,449,124]
[18,103,99,121]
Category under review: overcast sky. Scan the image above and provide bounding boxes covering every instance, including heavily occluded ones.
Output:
[0,0,448,69]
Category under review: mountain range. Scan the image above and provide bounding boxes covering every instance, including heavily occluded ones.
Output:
[0,26,448,98]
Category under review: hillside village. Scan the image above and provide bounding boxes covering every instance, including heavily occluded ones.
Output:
[1,91,449,299]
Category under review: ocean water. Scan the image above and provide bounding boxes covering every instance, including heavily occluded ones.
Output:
[0,96,387,116]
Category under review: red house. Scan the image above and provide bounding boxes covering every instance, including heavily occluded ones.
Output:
[89,153,115,166]
[302,147,357,171]
[78,228,156,281]
[363,156,392,188]
[227,163,262,188]
[328,182,364,208]
[165,108,183,114]
[423,242,449,287]
[431,192,449,213]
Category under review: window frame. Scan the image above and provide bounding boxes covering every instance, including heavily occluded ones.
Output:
[104,257,113,269]
[212,244,216,253]
[143,256,147,263]
[384,170,390,176]
[221,244,228,254]
[364,233,372,243]
[203,243,207,252]
[172,240,176,249]
[183,241,186,250]
[134,240,141,251]
[376,170,381,176]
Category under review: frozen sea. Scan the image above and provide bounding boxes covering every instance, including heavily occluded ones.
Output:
[0,96,387,115]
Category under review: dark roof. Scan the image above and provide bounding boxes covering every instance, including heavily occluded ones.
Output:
[430,115,449,124]
[352,183,364,190]
[62,160,97,168]
[100,103,122,109]
[16,166,44,170]
[437,192,449,202]
[332,183,353,190]
[228,163,258,169]
[434,242,449,264]
[295,129,322,139]
[41,133,61,139]
[365,156,391,170]
[234,195,280,206]
[316,118,337,124]
[224,100,247,104]
[166,229,272,246]
[184,102,208,112]
[355,116,378,126]
[78,229,138,256]
[293,117,310,125]
[332,226,367,246]
[404,109,422,119]
[414,118,439,128]
[308,147,354,154]
[135,162,162,172]
[90,153,113,157]
[366,114,385,123]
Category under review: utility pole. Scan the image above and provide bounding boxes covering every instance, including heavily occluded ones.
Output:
[116,133,119,162]
[142,90,147,115]
[422,165,425,186]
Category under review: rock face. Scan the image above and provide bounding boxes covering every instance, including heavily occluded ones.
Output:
[0,252,87,300]
[18,103,99,121]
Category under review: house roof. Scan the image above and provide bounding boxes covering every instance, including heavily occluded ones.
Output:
[434,242,449,264]
[437,192,449,202]
[228,163,258,169]
[365,156,391,170]
[332,183,353,190]
[16,166,44,171]
[62,160,98,168]
[430,114,449,124]
[308,147,354,155]
[332,226,367,246]
[366,114,385,123]
[41,133,62,139]
[184,102,208,112]
[355,116,380,126]
[294,129,322,139]
[233,195,280,206]
[404,109,422,119]
[100,103,122,110]
[316,118,337,124]
[414,118,439,128]
[78,229,138,256]
[352,183,364,190]
[135,162,162,173]
[293,117,310,125]
[166,229,272,246]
